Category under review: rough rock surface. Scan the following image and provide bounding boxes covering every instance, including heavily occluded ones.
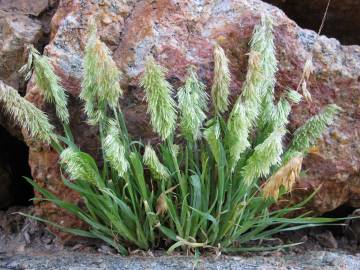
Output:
[0,11,41,91]
[0,0,59,139]
[22,0,360,234]
[0,0,58,91]
[1,250,360,270]
[0,0,55,16]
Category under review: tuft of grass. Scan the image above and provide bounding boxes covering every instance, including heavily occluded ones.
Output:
[3,16,342,255]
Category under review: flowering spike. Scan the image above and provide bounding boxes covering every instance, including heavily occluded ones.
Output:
[287,90,303,104]
[226,102,251,171]
[25,46,69,124]
[241,127,285,186]
[287,104,341,156]
[81,22,123,125]
[211,45,231,114]
[259,89,302,143]
[263,97,291,131]
[226,15,277,170]
[140,57,177,140]
[204,120,221,164]
[242,15,278,124]
[178,67,208,141]
[263,153,303,200]
[143,145,170,180]
[60,148,101,186]
[103,120,129,177]
[0,81,56,144]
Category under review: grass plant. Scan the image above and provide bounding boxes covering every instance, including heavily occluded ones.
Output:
[0,16,342,255]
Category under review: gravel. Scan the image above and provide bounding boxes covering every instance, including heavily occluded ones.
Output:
[1,249,360,269]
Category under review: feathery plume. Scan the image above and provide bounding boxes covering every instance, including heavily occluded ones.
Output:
[204,120,221,163]
[178,67,208,141]
[301,81,312,102]
[263,153,303,200]
[259,89,301,140]
[262,18,277,94]
[211,44,231,114]
[241,127,285,186]
[225,50,263,169]
[60,148,101,186]
[143,144,170,180]
[226,102,251,171]
[287,104,341,155]
[81,22,123,124]
[266,97,291,130]
[19,47,34,82]
[0,81,56,144]
[301,57,314,102]
[241,51,262,108]
[226,16,277,169]
[25,46,69,124]
[287,89,303,104]
[241,15,278,124]
[103,120,129,177]
[257,93,275,130]
[303,57,314,80]
[265,89,303,130]
[140,57,177,140]
[266,88,303,132]
[250,15,277,126]
[275,97,291,127]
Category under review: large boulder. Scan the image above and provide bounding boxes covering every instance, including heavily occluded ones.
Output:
[25,0,360,236]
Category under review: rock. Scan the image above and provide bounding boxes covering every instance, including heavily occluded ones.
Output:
[1,249,360,269]
[314,230,338,249]
[0,0,59,139]
[0,0,58,91]
[344,209,360,245]
[0,0,55,16]
[0,10,42,91]
[24,0,360,236]
[0,206,27,234]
